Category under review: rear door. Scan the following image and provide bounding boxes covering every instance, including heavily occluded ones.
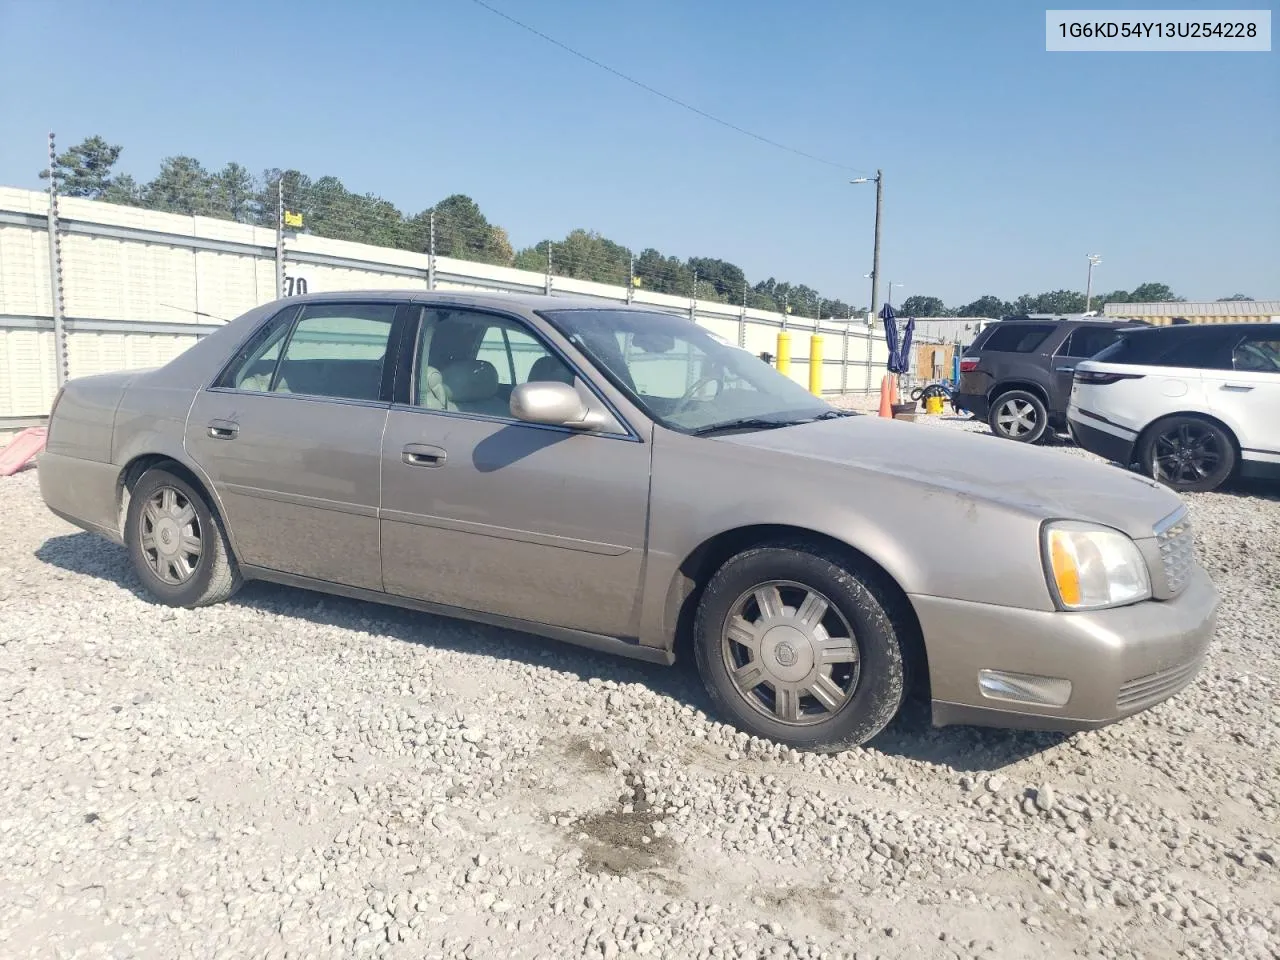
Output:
[186,300,405,590]
[1205,328,1280,471]
[1050,324,1128,411]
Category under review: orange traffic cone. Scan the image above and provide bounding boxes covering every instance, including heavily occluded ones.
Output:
[878,374,893,419]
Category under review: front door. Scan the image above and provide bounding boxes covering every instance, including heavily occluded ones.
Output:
[186,300,402,591]
[1205,327,1280,471]
[1051,324,1127,412]
[379,305,651,638]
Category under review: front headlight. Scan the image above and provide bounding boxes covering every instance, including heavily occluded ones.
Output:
[1042,521,1152,610]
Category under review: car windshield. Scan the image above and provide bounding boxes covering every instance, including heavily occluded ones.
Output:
[539,308,835,433]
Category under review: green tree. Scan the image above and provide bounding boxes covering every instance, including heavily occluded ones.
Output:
[1218,293,1253,301]
[39,135,123,198]
[432,194,511,265]
[898,295,949,317]
[687,257,747,302]
[1128,282,1181,303]
[144,156,215,215]
[99,173,143,206]
[212,163,257,222]
[954,295,1013,318]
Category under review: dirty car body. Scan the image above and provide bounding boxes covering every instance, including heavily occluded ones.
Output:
[39,292,1219,750]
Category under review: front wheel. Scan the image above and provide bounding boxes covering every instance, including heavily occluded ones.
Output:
[1137,416,1236,492]
[125,467,242,607]
[693,544,907,751]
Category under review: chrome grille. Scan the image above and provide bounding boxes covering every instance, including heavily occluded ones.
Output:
[1116,657,1204,711]
[1156,512,1195,596]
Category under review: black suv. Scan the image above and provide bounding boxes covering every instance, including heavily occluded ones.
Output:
[954,317,1148,442]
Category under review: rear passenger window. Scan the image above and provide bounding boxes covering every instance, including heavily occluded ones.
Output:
[1233,335,1280,373]
[271,303,396,401]
[1061,327,1122,358]
[1094,329,1233,369]
[979,324,1056,353]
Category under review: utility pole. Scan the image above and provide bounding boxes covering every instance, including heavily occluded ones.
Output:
[544,242,553,295]
[870,170,883,322]
[1085,254,1102,313]
[626,253,634,304]
[851,170,884,392]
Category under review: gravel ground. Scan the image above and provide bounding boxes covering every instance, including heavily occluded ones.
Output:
[1,415,1277,960]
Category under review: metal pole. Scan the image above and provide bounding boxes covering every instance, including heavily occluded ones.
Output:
[626,253,634,304]
[865,169,883,392]
[690,269,698,322]
[46,132,68,389]
[428,211,437,290]
[544,242,552,295]
[1085,254,1101,313]
[274,177,285,300]
[738,282,747,347]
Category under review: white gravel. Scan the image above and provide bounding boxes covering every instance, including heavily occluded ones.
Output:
[1,416,1277,960]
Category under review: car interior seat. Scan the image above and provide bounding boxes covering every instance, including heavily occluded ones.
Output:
[440,359,509,417]
[527,354,575,385]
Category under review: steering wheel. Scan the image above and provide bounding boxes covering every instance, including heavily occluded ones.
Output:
[671,375,722,415]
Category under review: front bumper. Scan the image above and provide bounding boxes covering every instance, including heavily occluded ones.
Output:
[913,565,1218,732]
[1067,412,1137,466]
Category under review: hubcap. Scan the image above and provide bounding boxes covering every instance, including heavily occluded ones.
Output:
[139,486,202,585]
[1153,422,1221,485]
[720,580,860,726]
[996,399,1038,438]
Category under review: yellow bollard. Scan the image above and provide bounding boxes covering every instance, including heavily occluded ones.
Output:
[776,331,791,376]
[808,334,823,396]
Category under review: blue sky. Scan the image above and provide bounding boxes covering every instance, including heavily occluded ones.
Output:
[1,0,1275,306]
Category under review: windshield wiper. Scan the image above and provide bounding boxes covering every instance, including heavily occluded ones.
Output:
[690,417,805,436]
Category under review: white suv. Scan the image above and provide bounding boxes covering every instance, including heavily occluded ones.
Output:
[1067,323,1280,492]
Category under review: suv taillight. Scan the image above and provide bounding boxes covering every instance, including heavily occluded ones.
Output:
[1074,371,1144,386]
[959,359,979,373]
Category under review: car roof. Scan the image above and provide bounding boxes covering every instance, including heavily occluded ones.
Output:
[1116,322,1267,336]
[281,289,678,314]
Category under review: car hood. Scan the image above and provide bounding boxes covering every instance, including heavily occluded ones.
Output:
[718,416,1185,539]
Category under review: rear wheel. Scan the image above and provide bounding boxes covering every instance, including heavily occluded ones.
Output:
[1138,416,1236,493]
[693,544,907,751]
[988,390,1049,443]
[125,467,241,607]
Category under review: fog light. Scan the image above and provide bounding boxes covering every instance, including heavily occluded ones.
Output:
[978,670,1072,707]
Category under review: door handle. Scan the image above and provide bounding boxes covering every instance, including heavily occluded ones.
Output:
[208,420,239,440]
[1055,366,1076,373]
[402,443,447,467]
[1221,383,1254,392]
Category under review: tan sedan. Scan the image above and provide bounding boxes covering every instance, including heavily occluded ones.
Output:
[39,292,1218,750]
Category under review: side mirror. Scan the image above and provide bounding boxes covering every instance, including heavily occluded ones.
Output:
[509,381,605,430]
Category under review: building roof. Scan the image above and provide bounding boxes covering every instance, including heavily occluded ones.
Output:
[1103,300,1280,318]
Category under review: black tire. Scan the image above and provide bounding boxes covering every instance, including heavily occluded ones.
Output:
[125,467,241,607]
[693,542,907,752]
[988,389,1049,443]
[1137,416,1236,493]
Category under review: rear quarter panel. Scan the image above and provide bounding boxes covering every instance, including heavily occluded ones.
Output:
[1073,363,1210,433]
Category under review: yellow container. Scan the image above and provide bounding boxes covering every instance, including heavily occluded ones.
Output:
[925,395,945,415]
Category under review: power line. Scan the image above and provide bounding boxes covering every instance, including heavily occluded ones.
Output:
[463,0,866,175]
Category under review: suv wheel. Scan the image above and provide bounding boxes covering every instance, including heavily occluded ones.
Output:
[1138,416,1236,493]
[989,390,1049,443]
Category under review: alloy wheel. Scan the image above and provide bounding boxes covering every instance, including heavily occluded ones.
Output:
[720,580,860,726]
[1152,422,1223,485]
[138,485,203,585]
[995,398,1039,438]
